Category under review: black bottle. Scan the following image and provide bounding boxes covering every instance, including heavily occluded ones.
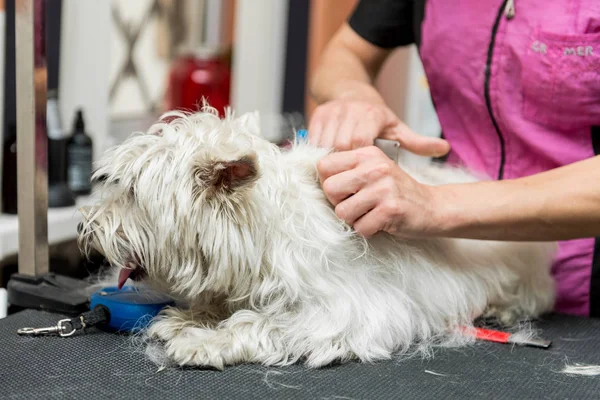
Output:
[1,124,18,214]
[47,90,75,207]
[2,0,17,214]
[67,109,93,196]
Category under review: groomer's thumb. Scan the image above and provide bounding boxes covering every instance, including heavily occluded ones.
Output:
[380,120,450,158]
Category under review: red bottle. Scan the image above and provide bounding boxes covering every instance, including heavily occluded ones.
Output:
[164,0,232,117]
[166,50,231,117]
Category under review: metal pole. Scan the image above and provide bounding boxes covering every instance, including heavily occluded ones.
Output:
[16,0,48,276]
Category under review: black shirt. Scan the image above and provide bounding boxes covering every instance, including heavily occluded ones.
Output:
[348,0,426,48]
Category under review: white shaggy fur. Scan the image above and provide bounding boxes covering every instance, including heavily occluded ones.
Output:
[79,107,556,369]
[561,364,600,377]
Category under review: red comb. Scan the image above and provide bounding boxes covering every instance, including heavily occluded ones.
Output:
[468,327,552,349]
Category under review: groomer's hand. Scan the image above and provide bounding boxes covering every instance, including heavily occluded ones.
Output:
[318,146,441,238]
[308,99,450,157]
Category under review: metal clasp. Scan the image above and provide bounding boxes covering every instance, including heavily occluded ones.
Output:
[18,319,76,337]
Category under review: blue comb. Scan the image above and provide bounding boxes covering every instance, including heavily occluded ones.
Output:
[296,129,308,142]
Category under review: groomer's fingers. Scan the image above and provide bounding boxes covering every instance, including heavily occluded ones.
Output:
[317,145,387,182]
[317,151,359,183]
[334,187,378,226]
[321,163,374,205]
[308,112,325,146]
[350,117,381,150]
[380,119,450,157]
[352,205,390,238]
[334,116,359,151]
[318,104,347,149]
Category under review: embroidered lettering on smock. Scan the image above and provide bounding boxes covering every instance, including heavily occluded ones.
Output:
[564,46,593,56]
[531,41,547,54]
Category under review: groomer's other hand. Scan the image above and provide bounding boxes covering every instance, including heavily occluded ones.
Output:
[318,146,441,238]
[308,99,450,157]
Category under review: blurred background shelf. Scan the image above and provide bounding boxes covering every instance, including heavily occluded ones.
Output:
[0,195,94,262]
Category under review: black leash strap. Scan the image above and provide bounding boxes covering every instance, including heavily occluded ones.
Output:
[17,305,110,337]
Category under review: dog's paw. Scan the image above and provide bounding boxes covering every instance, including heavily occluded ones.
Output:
[147,318,183,342]
[163,332,228,370]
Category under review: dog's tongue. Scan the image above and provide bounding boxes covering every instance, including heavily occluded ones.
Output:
[117,268,133,290]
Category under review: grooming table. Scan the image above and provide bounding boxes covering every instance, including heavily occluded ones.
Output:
[1,311,599,399]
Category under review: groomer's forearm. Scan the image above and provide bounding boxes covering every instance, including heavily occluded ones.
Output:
[434,156,600,241]
[311,43,385,105]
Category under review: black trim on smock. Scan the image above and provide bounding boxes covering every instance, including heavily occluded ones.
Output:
[484,0,509,180]
[591,126,600,318]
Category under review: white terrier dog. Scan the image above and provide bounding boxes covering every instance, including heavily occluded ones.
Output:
[79,107,555,369]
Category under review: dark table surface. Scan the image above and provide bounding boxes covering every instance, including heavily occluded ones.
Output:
[1,310,599,400]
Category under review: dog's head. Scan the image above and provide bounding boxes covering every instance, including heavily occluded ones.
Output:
[79,107,274,299]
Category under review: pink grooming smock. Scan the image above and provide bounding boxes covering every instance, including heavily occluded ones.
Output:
[349,0,600,317]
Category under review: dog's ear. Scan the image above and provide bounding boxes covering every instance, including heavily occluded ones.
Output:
[194,153,259,193]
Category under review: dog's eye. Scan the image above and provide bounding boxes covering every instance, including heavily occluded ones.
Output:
[92,174,110,184]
